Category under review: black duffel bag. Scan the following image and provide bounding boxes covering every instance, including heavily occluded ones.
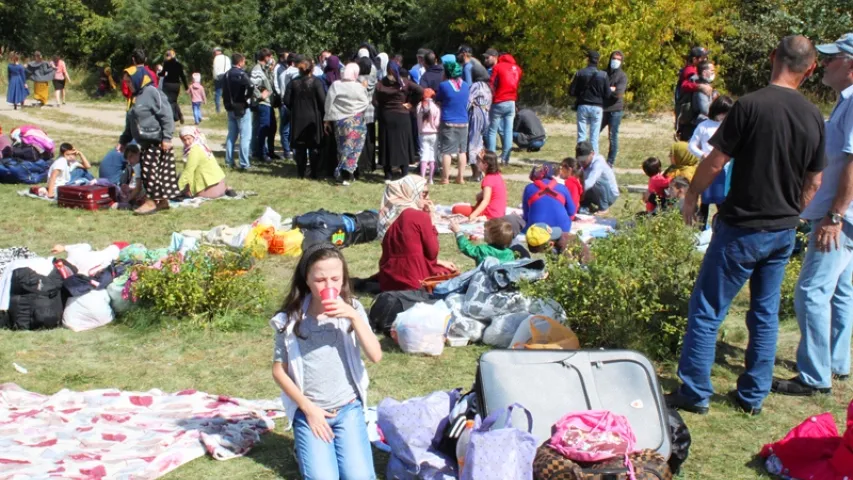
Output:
[6,266,64,330]
[345,210,379,246]
[368,289,435,335]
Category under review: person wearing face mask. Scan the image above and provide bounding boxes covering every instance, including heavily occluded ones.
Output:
[601,51,628,166]
[251,48,276,162]
[688,61,718,138]
[313,50,331,77]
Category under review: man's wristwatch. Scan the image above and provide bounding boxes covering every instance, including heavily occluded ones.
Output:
[827,211,843,225]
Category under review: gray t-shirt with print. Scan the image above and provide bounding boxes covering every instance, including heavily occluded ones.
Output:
[274,315,358,411]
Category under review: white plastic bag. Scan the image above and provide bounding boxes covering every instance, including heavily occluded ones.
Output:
[63,290,114,332]
[391,301,451,356]
[253,207,282,230]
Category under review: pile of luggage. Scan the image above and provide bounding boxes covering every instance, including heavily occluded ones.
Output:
[0,126,55,184]
[376,350,692,480]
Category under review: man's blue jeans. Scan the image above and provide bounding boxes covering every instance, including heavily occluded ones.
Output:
[487,100,515,164]
[601,110,623,166]
[279,104,292,156]
[293,400,375,480]
[794,220,853,388]
[214,76,223,114]
[226,110,252,169]
[576,105,603,154]
[676,219,796,410]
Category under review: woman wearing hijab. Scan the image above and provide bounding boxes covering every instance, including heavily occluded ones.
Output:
[521,163,576,233]
[664,141,699,182]
[377,53,389,79]
[467,63,492,181]
[436,61,470,184]
[159,49,189,125]
[25,51,55,106]
[117,66,178,215]
[177,126,229,198]
[6,53,28,110]
[375,60,424,181]
[324,63,369,185]
[322,55,342,91]
[378,175,457,291]
[356,57,378,173]
[284,57,326,179]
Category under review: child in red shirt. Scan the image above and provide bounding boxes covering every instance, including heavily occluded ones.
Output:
[643,157,670,213]
[559,157,583,220]
[452,151,507,221]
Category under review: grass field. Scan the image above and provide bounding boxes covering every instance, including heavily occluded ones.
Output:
[0,98,850,480]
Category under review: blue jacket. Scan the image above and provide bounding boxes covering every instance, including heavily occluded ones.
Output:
[521,181,576,232]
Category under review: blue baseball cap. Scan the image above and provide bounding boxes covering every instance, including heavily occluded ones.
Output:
[816,34,853,56]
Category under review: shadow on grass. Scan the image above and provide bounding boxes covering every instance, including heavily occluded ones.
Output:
[246,423,392,478]
[744,453,767,478]
[211,150,397,185]
[715,341,798,377]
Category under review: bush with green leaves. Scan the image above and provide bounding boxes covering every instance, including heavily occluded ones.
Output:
[127,246,265,329]
[524,213,702,361]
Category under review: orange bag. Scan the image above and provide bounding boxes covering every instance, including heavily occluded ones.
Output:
[512,315,580,350]
[420,271,461,293]
[268,229,304,256]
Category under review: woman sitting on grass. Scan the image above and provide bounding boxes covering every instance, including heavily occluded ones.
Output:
[378,175,457,291]
[271,244,381,480]
[177,126,232,199]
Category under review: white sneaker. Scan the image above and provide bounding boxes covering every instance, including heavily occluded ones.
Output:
[342,181,351,186]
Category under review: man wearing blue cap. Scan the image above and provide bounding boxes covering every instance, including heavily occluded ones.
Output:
[774,34,853,397]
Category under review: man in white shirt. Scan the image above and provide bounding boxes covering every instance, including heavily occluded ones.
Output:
[277,53,302,159]
[212,47,231,114]
[313,50,331,77]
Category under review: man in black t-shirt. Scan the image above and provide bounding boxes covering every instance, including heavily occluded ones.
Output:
[667,36,826,417]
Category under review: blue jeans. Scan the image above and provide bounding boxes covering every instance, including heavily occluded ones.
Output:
[676,219,796,410]
[192,102,202,124]
[794,220,853,388]
[487,100,515,163]
[293,400,375,480]
[253,104,276,158]
[226,110,252,169]
[601,110,623,166]
[512,132,546,151]
[279,105,292,155]
[576,105,603,154]
[214,76,223,113]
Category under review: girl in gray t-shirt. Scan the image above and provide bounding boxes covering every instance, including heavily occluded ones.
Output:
[271,244,382,479]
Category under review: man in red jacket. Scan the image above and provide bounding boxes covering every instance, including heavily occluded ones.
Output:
[487,52,523,165]
[674,47,712,138]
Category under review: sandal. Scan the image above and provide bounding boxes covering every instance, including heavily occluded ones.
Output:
[133,203,159,216]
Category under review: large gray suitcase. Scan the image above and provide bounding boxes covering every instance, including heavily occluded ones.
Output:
[476,349,671,458]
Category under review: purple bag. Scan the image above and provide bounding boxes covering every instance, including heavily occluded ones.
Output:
[460,403,537,480]
[378,390,460,480]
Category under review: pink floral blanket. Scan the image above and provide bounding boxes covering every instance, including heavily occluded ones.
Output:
[0,383,284,480]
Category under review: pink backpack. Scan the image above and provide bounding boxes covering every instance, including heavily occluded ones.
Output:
[547,410,639,479]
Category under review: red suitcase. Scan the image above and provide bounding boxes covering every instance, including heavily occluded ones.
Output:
[56,185,116,211]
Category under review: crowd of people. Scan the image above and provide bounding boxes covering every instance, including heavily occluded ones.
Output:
[6,32,853,478]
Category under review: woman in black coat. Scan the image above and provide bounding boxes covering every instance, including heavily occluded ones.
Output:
[284,58,326,179]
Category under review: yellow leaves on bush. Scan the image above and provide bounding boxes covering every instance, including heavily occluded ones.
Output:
[454,0,735,109]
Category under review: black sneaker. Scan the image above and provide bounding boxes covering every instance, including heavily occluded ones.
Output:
[269,153,282,160]
[664,392,709,415]
[224,189,238,198]
[726,391,762,416]
[833,373,850,381]
[771,376,832,396]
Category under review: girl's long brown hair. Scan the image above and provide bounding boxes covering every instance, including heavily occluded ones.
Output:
[280,245,353,338]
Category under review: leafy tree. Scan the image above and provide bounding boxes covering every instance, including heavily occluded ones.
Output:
[452,0,734,109]
[721,0,853,100]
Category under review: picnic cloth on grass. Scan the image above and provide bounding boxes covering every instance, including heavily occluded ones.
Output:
[0,383,285,480]
[434,206,615,243]
[17,190,257,208]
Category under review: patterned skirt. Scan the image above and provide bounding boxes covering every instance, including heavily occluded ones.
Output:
[140,144,181,201]
[335,113,367,175]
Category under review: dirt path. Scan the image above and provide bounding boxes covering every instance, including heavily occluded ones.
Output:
[0,101,667,162]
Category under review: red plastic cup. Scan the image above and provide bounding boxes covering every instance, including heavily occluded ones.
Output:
[320,287,339,311]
